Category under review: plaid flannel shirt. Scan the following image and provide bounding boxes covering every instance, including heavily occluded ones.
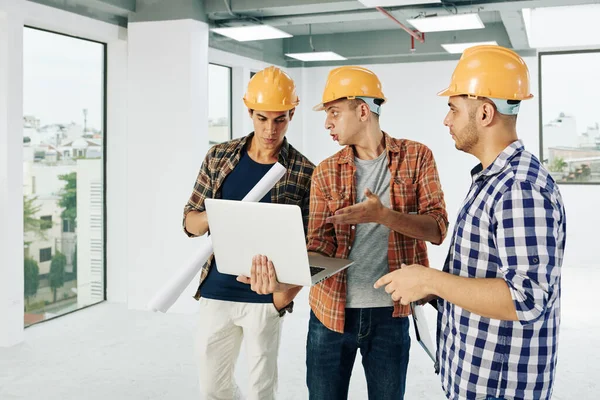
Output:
[307,132,449,333]
[438,140,566,400]
[183,133,315,299]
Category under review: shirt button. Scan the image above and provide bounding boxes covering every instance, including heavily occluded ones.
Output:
[351,225,355,230]
[348,245,352,250]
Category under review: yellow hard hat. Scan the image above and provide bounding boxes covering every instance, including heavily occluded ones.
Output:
[243,66,299,112]
[313,66,386,111]
[437,45,533,101]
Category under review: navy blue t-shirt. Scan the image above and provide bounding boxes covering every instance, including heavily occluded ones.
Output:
[200,149,275,303]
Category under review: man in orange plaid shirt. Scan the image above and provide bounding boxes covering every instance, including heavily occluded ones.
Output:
[305,66,448,399]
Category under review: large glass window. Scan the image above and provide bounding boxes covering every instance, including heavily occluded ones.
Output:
[23,27,106,326]
[539,50,600,184]
[208,64,232,145]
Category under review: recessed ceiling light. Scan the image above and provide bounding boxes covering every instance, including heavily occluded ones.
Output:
[523,4,600,48]
[407,13,484,32]
[211,25,292,42]
[441,41,499,54]
[285,52,347,62]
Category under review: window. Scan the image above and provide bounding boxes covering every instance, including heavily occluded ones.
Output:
[39,248,52,263]
[208,64,232,145]
[23,27,106,326]
[540,50,600,184]
[63,219,75,233]
[40,215,52,230]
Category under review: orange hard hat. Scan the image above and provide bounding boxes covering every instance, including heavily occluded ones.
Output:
[437,45,533,101]
[243,66,299,111]
[313,66,386,111]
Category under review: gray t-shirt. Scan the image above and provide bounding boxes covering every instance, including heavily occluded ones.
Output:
[346,150,393,308]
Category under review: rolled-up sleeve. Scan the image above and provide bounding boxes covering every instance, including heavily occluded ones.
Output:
[182,146,216,237]
[494,181,562,324]
[416,147,449,245]
[306,165,337,257]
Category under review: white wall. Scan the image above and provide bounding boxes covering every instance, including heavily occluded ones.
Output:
[0,0,25,348]
[124,19,210,313]
[293,59,599,270]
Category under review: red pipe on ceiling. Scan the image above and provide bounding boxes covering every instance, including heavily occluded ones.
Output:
[375,6,425,43]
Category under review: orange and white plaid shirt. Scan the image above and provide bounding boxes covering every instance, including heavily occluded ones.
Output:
[307,132,448,333]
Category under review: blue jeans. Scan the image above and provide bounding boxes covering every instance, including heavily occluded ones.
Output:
[306,308,410,400]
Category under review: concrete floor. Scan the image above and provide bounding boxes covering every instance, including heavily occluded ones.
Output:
[1,266,597,400]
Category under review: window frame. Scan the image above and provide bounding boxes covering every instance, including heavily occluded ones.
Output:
[23,25,108,326]
[208,62,233,145]
[538,48,600,185]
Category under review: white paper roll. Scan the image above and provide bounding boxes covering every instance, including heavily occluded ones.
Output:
[147,162,287,313]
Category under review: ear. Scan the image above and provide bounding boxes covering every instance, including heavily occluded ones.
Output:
[359,103,370,122]
[480,102,496,127]
[288,108,295,121]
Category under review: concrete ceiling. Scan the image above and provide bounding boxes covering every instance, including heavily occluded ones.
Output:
[27,0,600,67]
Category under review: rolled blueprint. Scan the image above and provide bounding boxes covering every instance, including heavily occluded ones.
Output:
[147,162,287,313]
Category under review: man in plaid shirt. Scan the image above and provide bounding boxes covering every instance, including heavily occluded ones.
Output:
[183,66,314,400]
[306,66,448,399]
[376,46,566,400]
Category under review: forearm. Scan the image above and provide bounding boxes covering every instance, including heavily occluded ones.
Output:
[426,268,518,321]
[378,208,443,244]
[274,285,302,306]
[184,210,209,237]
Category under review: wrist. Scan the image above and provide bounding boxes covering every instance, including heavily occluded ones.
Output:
[423,267,441,297]
[376,206,389,225]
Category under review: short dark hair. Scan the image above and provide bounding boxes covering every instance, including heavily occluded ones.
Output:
[346,98,381,120]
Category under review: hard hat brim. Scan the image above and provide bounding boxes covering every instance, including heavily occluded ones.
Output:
[313,102,326,112]
[243,99,298,112]
[437,87,456,97]
[437,87,534,100]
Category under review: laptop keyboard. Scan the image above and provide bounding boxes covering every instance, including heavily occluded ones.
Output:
[310,266,326,276]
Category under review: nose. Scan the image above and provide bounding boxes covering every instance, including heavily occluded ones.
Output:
[266,120,275,134]
[443,112,451,127]
[324,117,333,130]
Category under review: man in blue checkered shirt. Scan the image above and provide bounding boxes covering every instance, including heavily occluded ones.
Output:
[375,45,566,400]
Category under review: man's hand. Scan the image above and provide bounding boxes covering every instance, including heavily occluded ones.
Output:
[374,263,433,305]
[237,255,299,295]
[326,188,385,225]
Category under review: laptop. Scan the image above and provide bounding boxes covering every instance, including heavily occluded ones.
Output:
[410,302,439,374]
[204,198,354,286]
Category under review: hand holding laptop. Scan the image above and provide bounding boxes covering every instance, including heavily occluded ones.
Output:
[237,254,300,294]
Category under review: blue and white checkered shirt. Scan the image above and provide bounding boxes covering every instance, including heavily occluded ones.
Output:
[437,140,566,400]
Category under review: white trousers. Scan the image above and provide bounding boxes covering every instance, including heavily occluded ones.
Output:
[195,298,283,400]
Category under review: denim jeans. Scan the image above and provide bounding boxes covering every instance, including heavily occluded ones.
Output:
[306,307,410,400]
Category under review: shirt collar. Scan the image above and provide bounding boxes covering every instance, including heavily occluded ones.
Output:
[239,132,290,167]
[337,131,400,165]
[471,140,524,181]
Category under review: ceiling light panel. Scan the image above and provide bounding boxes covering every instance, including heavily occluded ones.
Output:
[407,13,484,32]
[211,25,292,42]
[441,41,498,54]
[523,4,600,48]
[285,52,347,61]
